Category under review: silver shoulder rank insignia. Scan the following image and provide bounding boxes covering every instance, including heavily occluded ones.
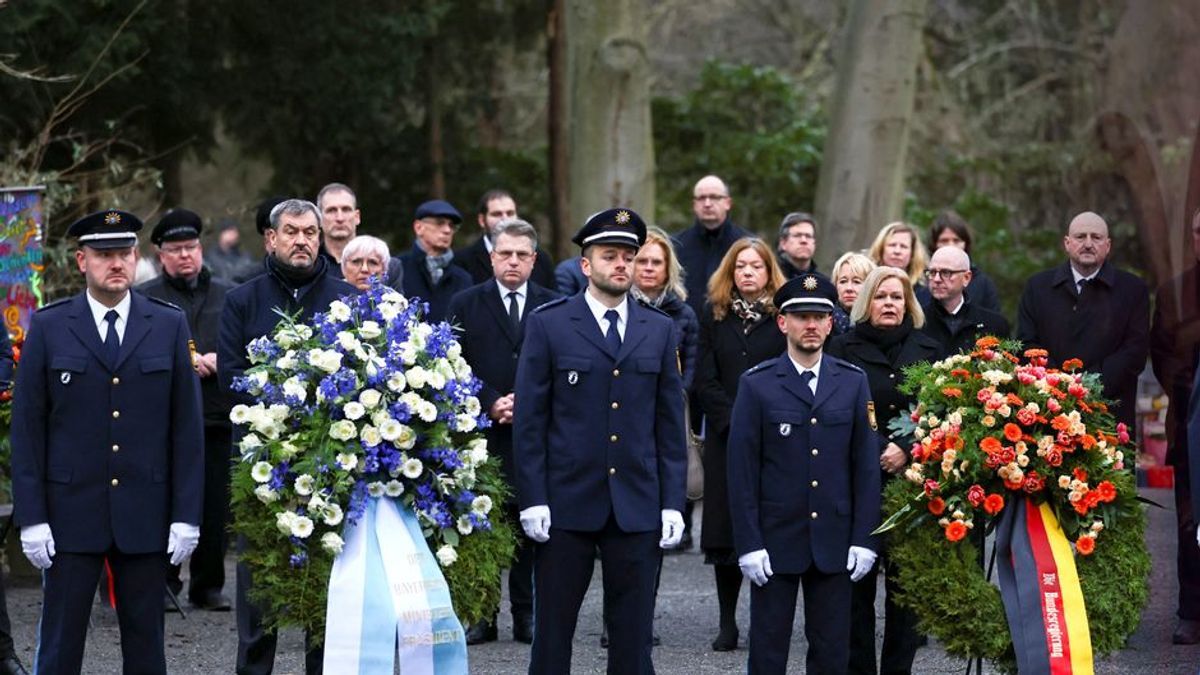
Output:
[104,211,121,225]
[60,372,71,385]
[779,422,792,437]
[867,401,877,431]
[615,210,631,225]
[567,370,579,385]
[802,275,818,290]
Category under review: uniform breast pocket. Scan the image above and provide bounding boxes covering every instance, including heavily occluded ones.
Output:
[636,358,661,377]
[823,409,852,426]
[766,410,805,441]
[139,355,172,375]
[556,357,591,387]
[50,355,87,386]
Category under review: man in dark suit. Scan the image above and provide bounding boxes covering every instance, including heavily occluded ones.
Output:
[314,183,404,290]
[1017,211,1149,432]
[218,198,357,675]
[514,208,687,674]
[453,189,555,288]
[726,274,880,674]
[776,212,820,279]
[400,199,473,323]
[136,208,235,611]
[11,210,204,674]
[447,218,559,646]
[673,175,749,321]
[920,245,1010,358]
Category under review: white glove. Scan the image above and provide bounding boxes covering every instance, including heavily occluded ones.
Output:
[167,522,201,566]
[738,549,773,587]
[519,505,551,543]
[659,509,684,549]
[20,523,55,570]
[847,546,877,582]
[1195,528,1200,548]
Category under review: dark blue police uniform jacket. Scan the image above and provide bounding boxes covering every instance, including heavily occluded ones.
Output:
[10,292,204,553]
[513,294,688,533]
[726,354,881,574]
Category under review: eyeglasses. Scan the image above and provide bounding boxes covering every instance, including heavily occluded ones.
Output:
[493,250,534,261]
[345,257,383,270]
[693,194,729,203]
[924,269,968,280]
[160,242,201,256]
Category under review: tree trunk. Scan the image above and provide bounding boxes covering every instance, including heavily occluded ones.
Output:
[813,0,928,263]
[547,0,570,259]
[562,0,655,242]
[427,41,446,200]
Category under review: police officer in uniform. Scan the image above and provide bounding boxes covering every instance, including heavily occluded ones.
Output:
[513,208,687,675]
[11,210,204,674]
[726,274,881,674]
[137,209,235,610]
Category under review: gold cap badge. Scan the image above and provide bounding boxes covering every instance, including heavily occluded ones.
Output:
[615,210,631,225]
[104,211,122,225]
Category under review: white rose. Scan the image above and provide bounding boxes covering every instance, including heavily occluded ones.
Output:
[435,545,458,567]
[321,532,345,555]
[406,366,428,390]
[328,300,352,323]
[378,302,401,322]
[290,516,315,539]
[395,424,416,450]
[386,371,407,393]
[359,389,383,409]
[294,474,315,496]
[276,350,298,371]
[360,425,382,447]
[402,458,424,479]
[336,331,361,353]
[239,433,264,455]
[246,371,268,394]
[329,420,358,441]
[426,371,446,390]
[456,515,473,535]
[254,485,278,503]
[359,321,382,340]
[343,401,366,421]
[282,377,308,404]
[454,466,476,488]
[446,343,462,360]
[275,511,296,534]
[464,396,481,417]
[319,350,344,374]
[323,502,344,526]
[335,452,359,472]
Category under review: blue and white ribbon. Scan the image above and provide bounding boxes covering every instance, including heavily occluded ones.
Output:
[324,498,468,674]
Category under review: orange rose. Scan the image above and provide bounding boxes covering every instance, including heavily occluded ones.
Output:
[980,437,1002,454]
[1075,536,1095,555]
[927,497,946,516]
[945,521,968,542]
[1003,423,1023,443]
[1096,481,1117,503]
[983,493,1005,515]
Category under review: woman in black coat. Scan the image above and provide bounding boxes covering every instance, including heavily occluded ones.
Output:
[694,237,788,651]
[826,265,943,675]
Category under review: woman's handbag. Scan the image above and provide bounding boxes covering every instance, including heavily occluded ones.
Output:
[684,396,704,500]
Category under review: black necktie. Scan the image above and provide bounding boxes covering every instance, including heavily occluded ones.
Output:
[103,309,120,369]
[507,291,521,330]
[604,309,621,355]
[799,370,815,404]
[1076,277,1090,296]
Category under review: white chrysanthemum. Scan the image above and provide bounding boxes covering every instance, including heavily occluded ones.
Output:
[254,485,278,503]
[446,342,462,360]
[324,502,344,526]
[456,515,473,535]
[359,389,383,409]
[328,300,352,322]
[275,511,296,534]
[251,461,272,483]
[360,425,382,447]
[378,302,401,322]
[399,391,423,408]
[399,345,419,366]
[385,480,404,497]
[455,414,477,432]
[329,420,358,441]
[367,481,385,498]
[467,439,489,465]
[464,396,481,417]
[230,404,252,425]
[453,357,472,380]
[426,370,447,390]
[378,418,402,441]
[402,457,424,479]
[435,545,458,567]
[335,452,359,472]
[343,401,366,420]
[291,516,315,539]
[472,495,493,514]
[294,474,315,496]
[321,532,345,555]
[416,402,438,423]
[386,371,407,393]
[359,321,382,339]
[406,366,428,390]
[282,377,307,403]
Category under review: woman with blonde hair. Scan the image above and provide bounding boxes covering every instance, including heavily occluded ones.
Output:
[694,237,787,651]
[829,251,876,335]
[868,222,929,303]
[827,265,941,674]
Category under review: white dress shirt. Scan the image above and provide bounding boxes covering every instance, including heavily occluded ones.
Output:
[584,291,628,340]
[86,290,131,343]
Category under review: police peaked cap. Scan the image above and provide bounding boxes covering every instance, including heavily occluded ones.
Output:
[66,210,143,250]
[571,208,647,250]
[151,208,203,245]
[774,274,837,314]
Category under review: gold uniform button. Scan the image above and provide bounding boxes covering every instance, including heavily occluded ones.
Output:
[811,480,819,488]
[112,444,119,453]
[112,377,120,385]
[811,448,819,456]
[612,369,620,377]
[810,512,818,520]
[112,410,120,419]
[111,478,119,487]
[610,434,618,442]
[609,467,616,475]
[810,417,817,425]
[611,402,619,410]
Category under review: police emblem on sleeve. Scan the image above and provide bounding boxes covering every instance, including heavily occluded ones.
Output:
[867,401,877,431]
[567,370,579,385]
[779,422,792,437]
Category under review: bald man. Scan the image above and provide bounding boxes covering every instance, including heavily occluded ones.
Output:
[919,246,1009,357]
[1017,211,1149,431]
[673,175,749,323]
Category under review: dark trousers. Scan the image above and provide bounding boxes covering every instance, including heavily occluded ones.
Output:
[529,518,659,675]
[0,571,13,658]
[36,550,166,674]
[748,568,851,675]
[169,424,231,600]
[1173,429,1200,619]
[235,540,323,675]
[507,504,535,620]
[848,556,921,675]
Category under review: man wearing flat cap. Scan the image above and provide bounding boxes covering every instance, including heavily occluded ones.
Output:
[513,208,687,674]
[137,209,235,612]
[399,199,473,322]
[10,210,205,673]
[725,274,880,674]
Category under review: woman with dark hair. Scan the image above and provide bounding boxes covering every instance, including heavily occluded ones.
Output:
[827,266,942,675]
[694,237,788,652]
[928,210,1001,312]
